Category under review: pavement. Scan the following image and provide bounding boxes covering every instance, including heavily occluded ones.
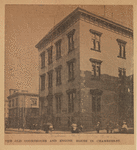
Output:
[5,128,134,134]
[5,128,70,134]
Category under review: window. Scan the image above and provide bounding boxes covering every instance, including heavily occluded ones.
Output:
[12,99,14,107]
[55,39,62,59]
[40,51,45,68]
[67,29,75,52]
[90,89,103,113]
[67,58,76,81]
[89,29,102,51]
[89,58,102,78]
[56,96,61,113]
[40,74,45,91]
[92,95,101,112]
[55,65,62,85]
[116,39,127,59]
[31,98,37,106]
[56,117,61,125]
[9,100,11,107]
[47,94,53,115]
[48,70,53,88]
[16,98,18,107]
[67,90,76,113]
[16,108,18,117]
[31,109,38,116]
[118,68,126,78]
[47,46,53,64]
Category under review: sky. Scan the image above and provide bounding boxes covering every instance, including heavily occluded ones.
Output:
[5,5,133,100]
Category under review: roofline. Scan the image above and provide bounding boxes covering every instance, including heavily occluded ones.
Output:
[79,7,133,31]
[35,7,133,49]
[7,92,39,99]
[35,7,79,48]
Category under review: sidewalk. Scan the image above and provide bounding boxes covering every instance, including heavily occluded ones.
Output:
[6,128,71,134]
[5,127,134,134]
[6,128,46,134]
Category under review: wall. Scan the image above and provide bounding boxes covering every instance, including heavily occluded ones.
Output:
[79,19,133,77]
[78,19,133,129]
[8,94,39,128]
[38,20,81,128]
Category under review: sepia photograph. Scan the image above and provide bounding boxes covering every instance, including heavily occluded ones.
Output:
[4,4,135,146]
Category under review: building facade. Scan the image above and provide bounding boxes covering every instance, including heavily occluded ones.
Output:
[5,100,9,125]
[7,89,39,129]
[35,8,133,131]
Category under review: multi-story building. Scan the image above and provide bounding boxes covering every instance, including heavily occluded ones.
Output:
[4,100,9,124]
[35,7,133,131]
[7,89,39,129]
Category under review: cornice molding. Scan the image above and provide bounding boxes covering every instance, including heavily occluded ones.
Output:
[7,93,39,99]
[66,58,76,64]
[67,29,76,37]
[35,7,133,50]
[89,58,102,64]
[46,45,53,52]
[80,13,132,39]
[40,73,46,77]
[55,65,62,71]
[55,39,62,45]
[90,89,103,95]
[89,29,102,36]
[47,70,54,74]
[116,39,127,45]
[66,88,76,94]
[54,92,63,97]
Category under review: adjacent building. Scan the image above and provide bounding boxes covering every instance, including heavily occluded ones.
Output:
[4,100,9,124]
[35,7,133,131]
[7,89,39,129]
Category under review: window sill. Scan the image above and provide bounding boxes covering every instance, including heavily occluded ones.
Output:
[68,111,74,114]
[91,76,100,80]
[90,48,101,52]
[56,56,62,60]
[56,83,62,86]
[48,61,53,65]
[117,56,126,59]
[92,111,101,113]
[41,89,45,91]
[68,48,75,54]
[41,66,45,69]
[56,112,61,114]
[48,86,53,89]
[68,78,75,82]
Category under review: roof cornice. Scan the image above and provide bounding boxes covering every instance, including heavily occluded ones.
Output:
[35,8,80,49]
[35,7,133,49]
[7,92,39,99]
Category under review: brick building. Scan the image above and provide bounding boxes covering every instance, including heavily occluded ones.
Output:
[4,100,9,126]
[7,89,39,129]
[35,8,133,131]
